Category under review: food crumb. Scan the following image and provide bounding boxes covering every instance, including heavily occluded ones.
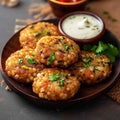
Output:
[5,85,12,91]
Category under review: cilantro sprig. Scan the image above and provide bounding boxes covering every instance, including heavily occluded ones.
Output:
[49,72,67,87]
[27,58,38,64]
[83,57,93,67]
[83,41,119,63]
[47,51,55,65]
[49,73,61,82]
[58,37,70,51]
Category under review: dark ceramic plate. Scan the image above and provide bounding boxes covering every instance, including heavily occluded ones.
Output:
[1,19,120,108]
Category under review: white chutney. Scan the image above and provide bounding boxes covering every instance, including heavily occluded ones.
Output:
[61,14,103,39]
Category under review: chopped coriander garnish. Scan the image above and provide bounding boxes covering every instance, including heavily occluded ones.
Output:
[47,51,55,65]
[27,58,37,64]
[34,32,42,37]
[21,65,29,70]
[58,38,70,51]
[62,42,70,51]
[44,31,51,35]
[58,79,64,87]
[18,58,23,64]
[49,73,61,82]
[83,57,92,67]
[49,72,66,87]
[83,41,119,63]
[96,41,108,53]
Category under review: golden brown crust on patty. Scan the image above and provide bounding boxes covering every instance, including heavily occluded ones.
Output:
[32,68,80,101]
[34,36,80,68]
[19,22,61,48]
[69,50,112,85]
[5,48,45,83]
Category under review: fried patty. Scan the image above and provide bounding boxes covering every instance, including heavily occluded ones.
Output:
[34,36,80,68]
[19,22,61,48]
[32,68,80,101]
[70,50,112,85]
[5,48,45,83]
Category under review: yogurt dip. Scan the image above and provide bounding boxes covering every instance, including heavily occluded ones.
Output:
[61,14,104,39]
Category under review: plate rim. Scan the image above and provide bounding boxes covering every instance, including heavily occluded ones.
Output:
[1,19,120,107]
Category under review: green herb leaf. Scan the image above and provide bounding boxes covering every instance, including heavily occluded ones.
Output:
[102,43,119,63]
[83,44,97,53]
[58,79,64,87]
[65,45,70,51]
[33,32,42,37]
[49,73,61,82]
[102,50,115,63]
[95,41,108,53]
[18,58,23,64]
[63,43,70,51]
[27,58,37,64]
[44,31,51,35]
[83,44,93,51]
[49,73,65,87]
[107,43,119,56]
[47,51,55,65]
[83,57,92,67]
[58,38,70,51]
[83,41,119,63]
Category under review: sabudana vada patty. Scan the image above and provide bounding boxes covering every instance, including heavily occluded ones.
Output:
[32,68,80,101]
[5,48,45,83]
[34,36,80,68]
[70,50,112,85]
[19,22,61,48]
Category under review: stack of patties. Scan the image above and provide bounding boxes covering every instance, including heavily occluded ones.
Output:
[5,21,112,101]
[5,22,81,101]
